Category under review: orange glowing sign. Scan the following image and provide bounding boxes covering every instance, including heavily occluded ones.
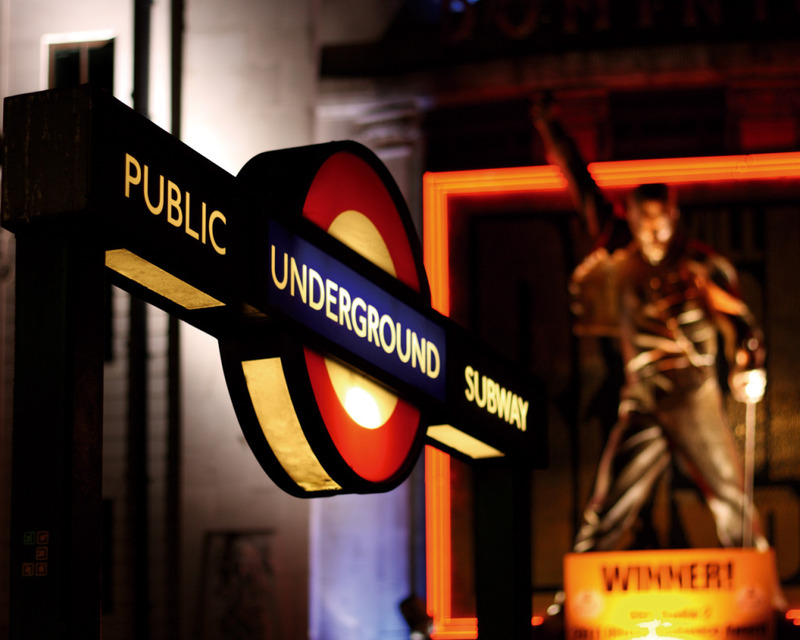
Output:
[422,150,800,639]
[564,549,778,640]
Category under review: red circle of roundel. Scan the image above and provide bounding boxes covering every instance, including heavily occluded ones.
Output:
[303,151,421,290]
[302,151,424,484]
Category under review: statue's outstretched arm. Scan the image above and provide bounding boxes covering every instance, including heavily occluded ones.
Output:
[532,96,607,239]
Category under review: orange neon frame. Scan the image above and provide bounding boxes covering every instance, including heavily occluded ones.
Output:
[422,150,800,639]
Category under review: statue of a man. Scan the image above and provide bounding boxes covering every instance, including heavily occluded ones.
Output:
[534,100,769,553]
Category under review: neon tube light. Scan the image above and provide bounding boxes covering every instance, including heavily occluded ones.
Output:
[422,150,800,639]
[425,447,478,639]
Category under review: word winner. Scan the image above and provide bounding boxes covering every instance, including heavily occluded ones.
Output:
[270,244,442,382]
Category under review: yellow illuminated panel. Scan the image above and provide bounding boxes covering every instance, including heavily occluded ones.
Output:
[427,425,504,460]
[242,358,342,493]
[105,248,224,310]
[327,209,396,276]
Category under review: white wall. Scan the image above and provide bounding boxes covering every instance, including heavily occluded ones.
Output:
[182,0,317,174]
[3,0,132,99]
[179,1,318,638]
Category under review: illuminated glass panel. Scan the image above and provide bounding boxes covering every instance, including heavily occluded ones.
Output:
[105,249,224,310]
[242,358,342,493]
[427,425,504,460]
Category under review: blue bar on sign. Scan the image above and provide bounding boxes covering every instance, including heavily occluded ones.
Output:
[267,220,446,402]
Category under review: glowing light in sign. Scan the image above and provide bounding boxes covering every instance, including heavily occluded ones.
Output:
[422,150,800,639]
[326,356,398,430]
[344,387,382,429]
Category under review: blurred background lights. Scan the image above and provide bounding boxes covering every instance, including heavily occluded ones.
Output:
[744,370,767,402]
[450,0,480,12]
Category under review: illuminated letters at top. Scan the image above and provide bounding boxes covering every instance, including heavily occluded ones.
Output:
[124,153,227,256]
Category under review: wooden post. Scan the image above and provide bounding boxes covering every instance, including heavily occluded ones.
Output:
[473,461,532,639]
[9,227,105,639]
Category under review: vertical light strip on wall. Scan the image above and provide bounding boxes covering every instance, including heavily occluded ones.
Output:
[422,150,800,639]
[424,447,478,639]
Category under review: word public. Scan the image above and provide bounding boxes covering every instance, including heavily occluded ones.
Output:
[124,153,227,256]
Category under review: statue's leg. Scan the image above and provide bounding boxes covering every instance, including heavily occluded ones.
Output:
[574,411,671,552]
[664,376,791,611]
[663,376,768,550]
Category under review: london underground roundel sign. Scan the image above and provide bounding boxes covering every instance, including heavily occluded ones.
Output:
[5,88,542,503]
[221,142,430,497]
